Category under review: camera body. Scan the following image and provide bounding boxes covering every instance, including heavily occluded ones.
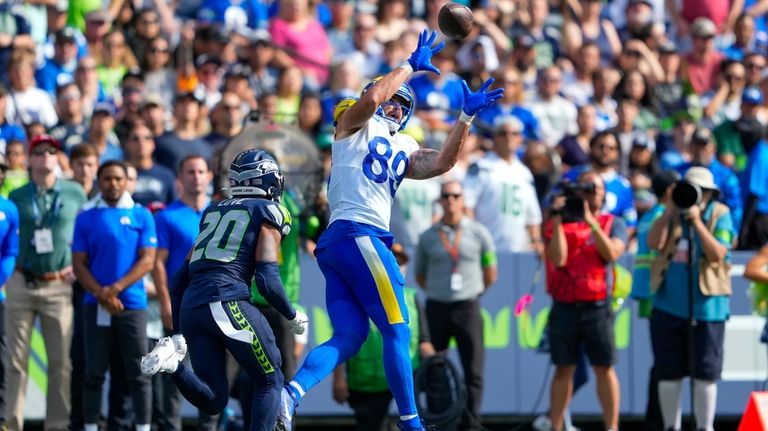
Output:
[672,180,703,209]
[554,182,596,222]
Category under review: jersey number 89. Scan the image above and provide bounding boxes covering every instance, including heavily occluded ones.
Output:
[190,210,250,263]
[362,136,409,197]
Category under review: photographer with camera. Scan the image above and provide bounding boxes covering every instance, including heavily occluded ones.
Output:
[544,170,627,431]
[647,167,734,431]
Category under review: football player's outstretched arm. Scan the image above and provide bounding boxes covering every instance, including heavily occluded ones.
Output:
[407,78,504,180]
[254,224,308,334]
[335,29,444,140]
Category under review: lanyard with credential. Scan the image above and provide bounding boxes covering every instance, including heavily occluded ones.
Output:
[438,226,462,273]
[31,184,62,228]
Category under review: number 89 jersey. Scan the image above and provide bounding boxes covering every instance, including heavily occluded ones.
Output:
[182,198,291,310]
[328,116,419,231]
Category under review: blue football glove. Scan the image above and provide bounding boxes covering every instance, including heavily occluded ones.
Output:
[407,29,445,75]
[461,78,505,116]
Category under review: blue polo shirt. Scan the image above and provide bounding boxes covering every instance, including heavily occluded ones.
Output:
[155,199,209,280]
[677,159,743,230]
[0,196,19,301]
[477,103,540,141]
[742,141,768,215]
[72,203,157,309]
[653,203,734,322]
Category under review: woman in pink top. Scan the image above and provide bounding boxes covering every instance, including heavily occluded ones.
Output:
[270,0,333,88]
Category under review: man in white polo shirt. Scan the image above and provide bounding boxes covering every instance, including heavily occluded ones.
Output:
[463,115,543,253]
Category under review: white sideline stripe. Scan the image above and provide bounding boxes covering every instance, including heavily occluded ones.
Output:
[209,302,254,344]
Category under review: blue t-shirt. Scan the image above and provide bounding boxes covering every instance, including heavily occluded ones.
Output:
[197,0,269,29]
[653,203,734,321]
[477,103,540,141]
[677,159,743,230]
[408,74,464,118]
[631,204,665,300]
[183,198,291,310]
[35,59,76,95]
[72,204,157,309]
[0,197,19,301]
[133,165,176,207]
[155,199,208,280]
[0,123,26,153]
[742,141,768,215]
[563,166,638,227]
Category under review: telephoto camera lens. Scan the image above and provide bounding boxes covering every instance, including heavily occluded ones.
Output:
[671,181,702,209]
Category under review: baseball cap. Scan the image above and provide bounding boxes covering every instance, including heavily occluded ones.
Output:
[632,133,656,151]
[658,39,677,54]
[139,95,165,111]
[250,29,272,45]
[691,127,713,144]
[742,87,764,105]
[493,115,524,134]
[691,17,717,38]
[175,88,205,105]
[55,27,77,43]
[627,0,652,7]
[224,63,251,80]
[93,102,116,116]
[195,54,223,69]
[29,134,62,153]
[514,34,535,49]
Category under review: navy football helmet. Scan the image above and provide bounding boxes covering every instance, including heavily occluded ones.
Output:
[228,149,284,201]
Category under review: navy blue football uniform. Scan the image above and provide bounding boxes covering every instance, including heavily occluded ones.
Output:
[181,198,291,310]
[167,197,293,431]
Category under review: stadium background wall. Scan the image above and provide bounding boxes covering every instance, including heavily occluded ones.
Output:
[19,252,767,419]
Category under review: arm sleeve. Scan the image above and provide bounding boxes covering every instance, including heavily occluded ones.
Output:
[139,208,158,249]
[609,216,629,245]
[71,212,88,253]
[170,261,190,334]
[155,212,170,250]
[477,225,497,267]
[0,205,19,286]
[253,261,296,320]
[723,173,743,231]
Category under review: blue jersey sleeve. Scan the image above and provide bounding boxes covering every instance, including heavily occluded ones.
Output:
[155,211,171,250]
[138,207,158,249]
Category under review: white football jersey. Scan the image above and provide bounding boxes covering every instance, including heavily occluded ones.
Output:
[328,116,420,231]
[463,153,542,252]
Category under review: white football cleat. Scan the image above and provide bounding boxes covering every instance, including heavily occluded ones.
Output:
[277,386,297,430]
[171,334,187,361]
[141,337,179,375]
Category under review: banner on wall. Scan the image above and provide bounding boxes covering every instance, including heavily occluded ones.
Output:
[23,252,767,420]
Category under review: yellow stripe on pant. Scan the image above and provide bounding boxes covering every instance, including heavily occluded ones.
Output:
[354,236,405,324]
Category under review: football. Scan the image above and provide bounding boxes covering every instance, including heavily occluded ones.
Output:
[438,3,473,40]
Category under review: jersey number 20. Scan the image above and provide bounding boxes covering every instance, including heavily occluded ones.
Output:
[362,136,409,197]
[190,210,250,263]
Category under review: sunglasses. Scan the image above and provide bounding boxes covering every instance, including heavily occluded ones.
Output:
[441,193,462,199]
[32,147,58,156]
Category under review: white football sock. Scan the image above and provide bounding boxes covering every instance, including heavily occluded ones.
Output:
[693,379,717,431]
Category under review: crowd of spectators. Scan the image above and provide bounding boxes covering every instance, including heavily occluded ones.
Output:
[1,0,768,428]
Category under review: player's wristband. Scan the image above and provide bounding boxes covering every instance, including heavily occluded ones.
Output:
[399,62,414,74]
[590,222,600,233]
[459,111,474,124]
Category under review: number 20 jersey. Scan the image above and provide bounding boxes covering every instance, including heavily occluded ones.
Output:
[328,116,419,231]
[182,198,291,310]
